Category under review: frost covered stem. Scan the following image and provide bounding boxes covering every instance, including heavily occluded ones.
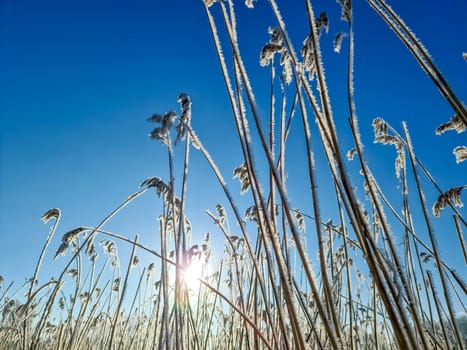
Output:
[367,0,467,127]
[402,123,464,348]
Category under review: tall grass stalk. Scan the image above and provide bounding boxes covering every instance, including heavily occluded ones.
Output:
[2,1,466,349]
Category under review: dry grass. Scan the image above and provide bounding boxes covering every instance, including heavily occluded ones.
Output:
[1,1,466,349]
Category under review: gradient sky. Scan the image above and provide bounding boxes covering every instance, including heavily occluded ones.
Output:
[1,0,466,291]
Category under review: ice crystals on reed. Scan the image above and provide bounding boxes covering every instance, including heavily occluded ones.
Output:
[432,186,466,217]
[453,146,467,163]
[54,227,88,259]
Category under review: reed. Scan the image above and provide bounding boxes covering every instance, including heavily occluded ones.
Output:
[1,1,466,349]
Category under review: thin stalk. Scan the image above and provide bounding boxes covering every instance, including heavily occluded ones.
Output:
[158,217,169,350]
[402,123,463,348]
[23,210,60,350]
[175,112,192,350]
[366,0,467,126]
[349,117,417,349]
[202,262,223,349]
[426,271,451,348]
[220,2,339,347]
[453,215,467,265]
[117,267,146,350]
[201,5,296,346]
[108,234,139,350]
[296,75,343,345]
[335,188,355,350]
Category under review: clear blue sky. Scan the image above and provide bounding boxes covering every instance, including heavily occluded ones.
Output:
[1,1,466,288]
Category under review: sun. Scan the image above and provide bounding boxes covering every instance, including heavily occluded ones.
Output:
[181,256,205,291]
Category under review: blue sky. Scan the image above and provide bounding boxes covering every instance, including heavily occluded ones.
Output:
[1,0,466,290]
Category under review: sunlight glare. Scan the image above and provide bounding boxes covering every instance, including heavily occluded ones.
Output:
[182,257,204,291]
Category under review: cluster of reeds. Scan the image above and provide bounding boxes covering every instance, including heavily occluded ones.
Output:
[1,0,466,349]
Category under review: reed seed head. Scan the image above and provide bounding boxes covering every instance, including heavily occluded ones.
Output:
[67,269,78,278]
[233,163,250,194]
[435,114,466,135]
[301,35,316,79]
[334,32,348,53]
[204,0,216,8]
[244,0,255,9]
[347,147,357,160]
[337,0,352,22]
[112,278,121,292]
[54,242,68,259]
[62,227,87,244]
[316,12,329,36]
[41,208,60,223]
[131,256,140,268]
[453,146,467,163]
[432,186,466,217]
